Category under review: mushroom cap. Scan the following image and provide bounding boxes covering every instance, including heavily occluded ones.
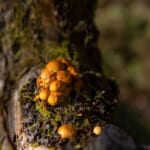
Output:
[49,80,66,92]
[57,70,72,85]
[49,72,57,82]
[46,59,65,73]
[39,88,50,101]
[67,66,79,77]
[93,125,102,135]
[48,92,64,106]
[40,68,50,80]
[57,124,76,140]
[36,76,50,89]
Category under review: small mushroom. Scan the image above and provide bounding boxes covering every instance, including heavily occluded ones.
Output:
[39,88,50,101]
[40,68,50,80]
[49,80,66,92]
[48,92,64,106]
[57,70,72,85]
[57,124,76,140]
[36,76,50,89]
[67,66,79,77]
[49,72,57,82]
[93,125,102,135]
[40,68,51,86]
[46,59,65,73]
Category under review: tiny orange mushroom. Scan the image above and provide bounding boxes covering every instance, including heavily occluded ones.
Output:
[67,66,79,77]
[57,124,76,140]
[57,70,72,85]
[93,125,102,135]
[39,88,50,101]
[40,68,51,87]
[49,80,66,92]
[48,92,64,106]
[40,68,50,80]
[46,59,65,73]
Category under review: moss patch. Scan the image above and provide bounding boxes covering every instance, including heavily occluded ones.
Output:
[18,76,117,149]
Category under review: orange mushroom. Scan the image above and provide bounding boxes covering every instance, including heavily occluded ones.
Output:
[36,58,82,106]
[57,70,72,85]
[40,68,50,80]
[39,88,50,101]
[93,125,102,135]
[67,66,79,77]
[57,124,76,140]
[49,80,66,92]
[46,59,65,73]
[36,77,49,89]
[48,92,64,106]
[40,68,51,86]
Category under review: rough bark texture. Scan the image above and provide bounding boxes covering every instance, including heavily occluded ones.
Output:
[0,0,118,149]
[1,0,148,150]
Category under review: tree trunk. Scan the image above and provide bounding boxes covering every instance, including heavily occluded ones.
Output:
[0,0,118,149]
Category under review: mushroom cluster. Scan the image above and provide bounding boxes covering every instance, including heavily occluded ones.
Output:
[36,58,82,106]
[34,58,103,142]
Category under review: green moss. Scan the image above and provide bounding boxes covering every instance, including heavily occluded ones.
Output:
[82,118,90,127]
[43,41,70,62]
[19,78,114,148]
[26,123,37,131]
[54,114,61,122]
[35,101,50,118]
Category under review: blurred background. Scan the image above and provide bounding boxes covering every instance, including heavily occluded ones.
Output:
[95,0,150,145]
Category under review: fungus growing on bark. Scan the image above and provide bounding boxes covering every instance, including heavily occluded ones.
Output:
[49,80,66,92]
[93,125,102,135]
[35,58,82,106]
[67,66,79,77]
[39,88,49,101]
[57,124,76,140]
[57,70,72,85]
[48,92,64,106]
[46,59,65,73]
[58,57,71,66]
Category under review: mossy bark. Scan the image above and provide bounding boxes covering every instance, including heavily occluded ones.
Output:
[0,0,118,149]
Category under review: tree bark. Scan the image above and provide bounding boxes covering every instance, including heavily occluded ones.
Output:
[0,0,118,149]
